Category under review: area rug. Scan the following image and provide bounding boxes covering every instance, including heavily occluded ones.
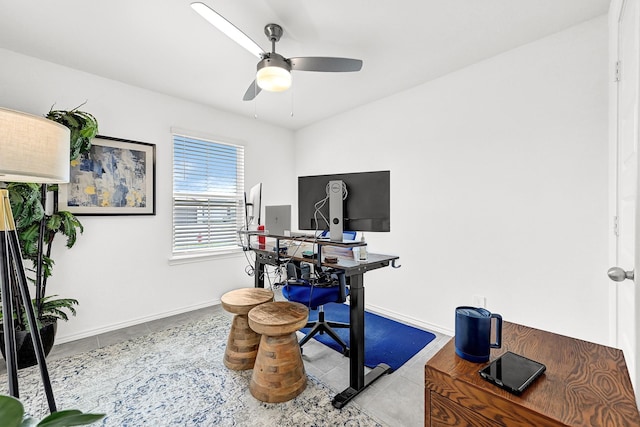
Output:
[0,311,384,426]
[301,303,436,371]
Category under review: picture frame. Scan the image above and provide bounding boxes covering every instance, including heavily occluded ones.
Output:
[59,135,156,215]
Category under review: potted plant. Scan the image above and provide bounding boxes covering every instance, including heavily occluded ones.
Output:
[0,395,105,427]
[0,105,98,367]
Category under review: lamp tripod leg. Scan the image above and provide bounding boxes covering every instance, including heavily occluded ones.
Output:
[1,190,57,413]
[0,230,19,397]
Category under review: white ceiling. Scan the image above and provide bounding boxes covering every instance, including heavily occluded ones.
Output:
[0,0,610,130]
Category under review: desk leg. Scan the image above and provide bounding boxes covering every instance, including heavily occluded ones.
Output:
[255,261,265,288]
[350,274,366,390]
[332,274,391,408]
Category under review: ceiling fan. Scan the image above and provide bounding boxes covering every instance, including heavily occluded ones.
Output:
[190,2,363,101]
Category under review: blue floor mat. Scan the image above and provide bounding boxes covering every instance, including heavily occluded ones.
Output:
[300,303,436,371]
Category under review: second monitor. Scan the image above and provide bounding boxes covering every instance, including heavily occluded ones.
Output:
[265,205,291,236]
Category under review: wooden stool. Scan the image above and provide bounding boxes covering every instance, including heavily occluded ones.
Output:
[221,288,274,370]
[248,301,309,403]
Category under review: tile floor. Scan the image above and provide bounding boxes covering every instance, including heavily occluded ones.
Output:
[0,304,451,427]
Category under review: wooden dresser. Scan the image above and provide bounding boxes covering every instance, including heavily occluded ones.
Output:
[424,321,640,426]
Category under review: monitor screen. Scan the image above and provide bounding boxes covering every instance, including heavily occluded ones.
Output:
[298,170,390,232]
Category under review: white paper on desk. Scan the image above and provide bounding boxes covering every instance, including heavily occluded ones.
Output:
[322,246,356,259]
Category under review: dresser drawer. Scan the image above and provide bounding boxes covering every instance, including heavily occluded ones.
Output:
[429,392,498,427]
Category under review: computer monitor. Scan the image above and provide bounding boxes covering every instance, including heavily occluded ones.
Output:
[245,182,262,228]
[298,170,390,236]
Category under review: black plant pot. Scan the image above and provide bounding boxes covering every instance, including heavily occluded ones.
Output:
[0,320,57,369]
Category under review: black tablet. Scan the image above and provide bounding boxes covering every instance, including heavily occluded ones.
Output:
[478,351,546,395]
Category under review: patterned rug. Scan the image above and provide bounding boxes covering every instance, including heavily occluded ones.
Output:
[0,311,384,426]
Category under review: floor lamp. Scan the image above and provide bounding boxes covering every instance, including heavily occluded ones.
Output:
[0,107,71,413]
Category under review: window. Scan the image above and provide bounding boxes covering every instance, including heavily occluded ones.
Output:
[172,133,245,257]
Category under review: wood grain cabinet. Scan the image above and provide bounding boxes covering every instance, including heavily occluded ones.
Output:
[425,322,640,426]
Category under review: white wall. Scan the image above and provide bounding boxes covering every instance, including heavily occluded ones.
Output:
[294,16,610,344]
[0,48,296,343]
[0,14,610,346]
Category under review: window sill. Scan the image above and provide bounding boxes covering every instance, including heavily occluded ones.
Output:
[168,248,245,265]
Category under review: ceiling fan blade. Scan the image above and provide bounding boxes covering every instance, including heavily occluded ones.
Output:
[289,57,363,72]
[191,2,265,58]
[243,80,262,101]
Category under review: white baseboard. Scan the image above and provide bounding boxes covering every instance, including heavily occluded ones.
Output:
[56,299,222,344]
[57,299,453,344]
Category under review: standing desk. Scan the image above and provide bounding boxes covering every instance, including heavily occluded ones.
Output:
[248,233,400,408]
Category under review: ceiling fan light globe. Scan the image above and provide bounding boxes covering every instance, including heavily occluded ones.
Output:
[256,66,292,92]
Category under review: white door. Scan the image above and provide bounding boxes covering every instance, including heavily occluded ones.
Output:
[610,0,640,396]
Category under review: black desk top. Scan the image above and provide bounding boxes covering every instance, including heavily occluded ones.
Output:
[316,252,399,274]
[244,230,399,276]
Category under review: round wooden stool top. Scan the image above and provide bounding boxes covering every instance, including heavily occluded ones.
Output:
[248,301,308,336]
[221,288,274,315]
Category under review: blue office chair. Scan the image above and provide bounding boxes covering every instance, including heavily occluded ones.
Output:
[282,264,350,356]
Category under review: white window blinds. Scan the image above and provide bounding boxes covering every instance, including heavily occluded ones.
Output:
[172,133,245,255]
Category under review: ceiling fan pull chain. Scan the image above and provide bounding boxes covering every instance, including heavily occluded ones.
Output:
[290,77,295,117]
[254,83,258,119]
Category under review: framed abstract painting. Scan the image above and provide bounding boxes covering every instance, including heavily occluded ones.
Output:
[59,135,156,215]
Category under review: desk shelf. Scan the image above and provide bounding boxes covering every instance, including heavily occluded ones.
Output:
[241,231,391,275]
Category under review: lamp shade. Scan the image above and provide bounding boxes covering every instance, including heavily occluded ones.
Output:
[0,108,71,184]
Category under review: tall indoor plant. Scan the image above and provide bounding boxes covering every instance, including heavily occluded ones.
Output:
[0,104,98,366]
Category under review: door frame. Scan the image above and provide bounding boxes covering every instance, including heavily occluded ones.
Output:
[609,0,640,395]
[608,0,623,350]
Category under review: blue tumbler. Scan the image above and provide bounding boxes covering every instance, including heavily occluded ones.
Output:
[454,306,502,363]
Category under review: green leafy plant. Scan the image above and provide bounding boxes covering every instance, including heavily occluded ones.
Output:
[37,295,79,325]
[0,395,105,427]
[1,105,98,330]
[3,182,82,329]
[46,103,99,161]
